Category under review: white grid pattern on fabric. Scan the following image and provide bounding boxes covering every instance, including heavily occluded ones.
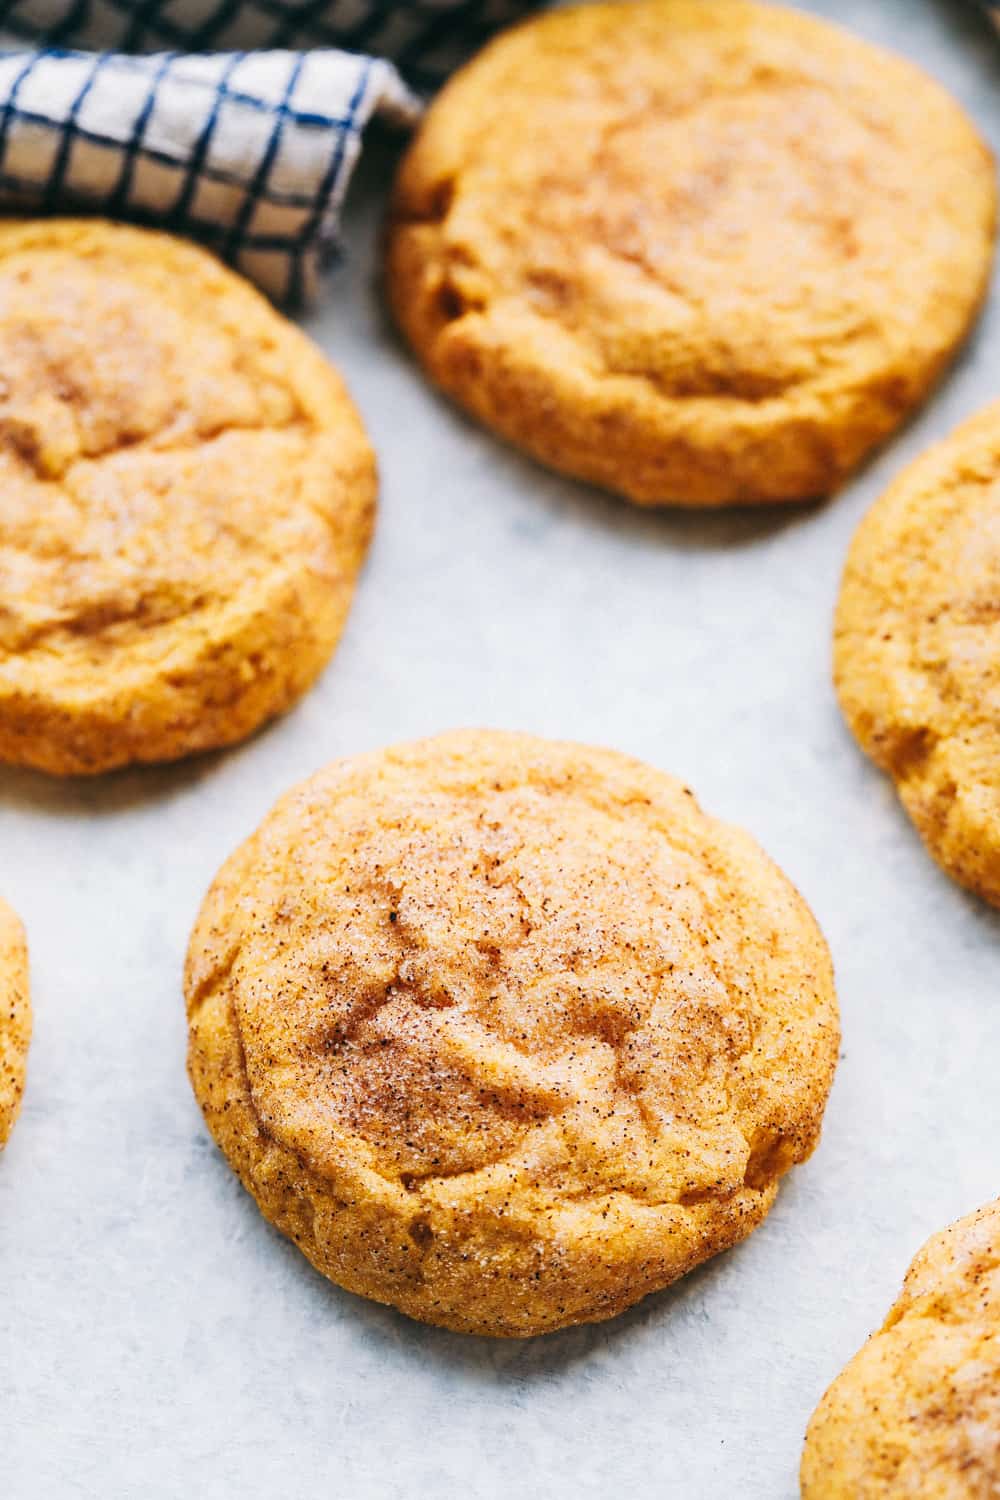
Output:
[0,0,537,90]
[0,1,540,299]
[0,47,417,300]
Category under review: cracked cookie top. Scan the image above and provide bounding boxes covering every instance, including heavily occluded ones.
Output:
[0,897,30,1148]
[386,0,995,507]
[835,401,1000,908]
[186,731,838,1333]
[0,219,376,775]
[801,1199,1000,1497]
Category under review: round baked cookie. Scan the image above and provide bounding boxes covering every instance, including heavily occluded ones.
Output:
[0,220,376,776]
[801,1200,1000,1497]
[835,402,1000,907]
[0,897,30,1147]
[386,0,996,509]
[186,729,838,1336]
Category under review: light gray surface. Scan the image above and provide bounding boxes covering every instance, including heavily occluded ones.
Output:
[2,3,999,1495]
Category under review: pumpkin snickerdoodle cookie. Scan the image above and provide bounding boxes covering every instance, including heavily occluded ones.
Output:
[0,897,30,1148]
[0,220,376,776]
[186,730,838,1336]
[386,0,996,508]
[835,402,1000,908]
[801,1199,1000,1497]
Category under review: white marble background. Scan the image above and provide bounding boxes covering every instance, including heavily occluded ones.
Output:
[2,2,999,1495]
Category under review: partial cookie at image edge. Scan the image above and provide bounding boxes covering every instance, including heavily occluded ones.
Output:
[834,399,1000,908]
[0,218,377,776]
[800,1199,1000,1497]
[0,897,30,1147]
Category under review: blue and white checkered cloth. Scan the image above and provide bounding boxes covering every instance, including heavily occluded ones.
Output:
[0,1,538,300]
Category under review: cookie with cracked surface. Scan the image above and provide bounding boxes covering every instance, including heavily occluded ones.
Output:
[186,729,838,1336]
[0,219,376,776]
[0,897,30,1148]
[835,401,1000,907]
[801,1200,1000,1497]
[386,0,996,509]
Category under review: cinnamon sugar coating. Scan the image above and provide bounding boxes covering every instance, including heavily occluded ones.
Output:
[0,220,376,775]
[835,401,1000,908]
[0,897,30,1147]
[186,730,838,1335]
[802,1200,1000,1497]
[386,0,995,507]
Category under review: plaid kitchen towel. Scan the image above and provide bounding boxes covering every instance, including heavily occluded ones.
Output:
[0,1,538,301]
[0,0,535,91]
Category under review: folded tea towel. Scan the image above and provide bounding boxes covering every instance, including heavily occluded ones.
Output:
[0,47,418,300]
[0,1,534,90]
[0,1,537,300]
